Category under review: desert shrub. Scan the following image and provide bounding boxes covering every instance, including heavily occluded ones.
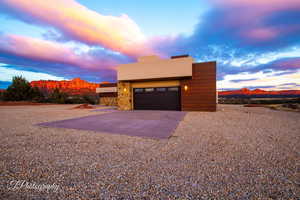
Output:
[282,103,299,109]
[49,88,68,104]
[65,96,86,104]
[31,87,46,102]
[64,95,98,104]
[3,76,35,101]
[0,90,4,101]
[82,95,98,105]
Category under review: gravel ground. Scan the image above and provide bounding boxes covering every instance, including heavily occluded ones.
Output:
[0,104,299,199]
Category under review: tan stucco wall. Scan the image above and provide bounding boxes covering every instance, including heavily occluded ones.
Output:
[117,55,193,81]
[117,82,132,110]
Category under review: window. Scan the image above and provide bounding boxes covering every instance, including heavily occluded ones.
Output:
[156,87,166,92]
[134,88,144,93]
[168,87,179,91]
[145,88,154,92]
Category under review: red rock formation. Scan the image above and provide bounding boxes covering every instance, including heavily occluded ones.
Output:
[219,88,300,97]
[30,78,105,95]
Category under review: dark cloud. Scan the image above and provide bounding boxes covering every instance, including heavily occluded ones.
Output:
[246,86,275,90]
[0,33,133,82]
[230,78,258,83]
[153,1,300,71]
[216,57,300,80]
[0,52,120,83]
[220,85,275,91]
[251,57,300,73]
[278,82,300,87]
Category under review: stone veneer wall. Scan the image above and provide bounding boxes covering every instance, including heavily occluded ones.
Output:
[117,82,132,110]
[99,97,117,106]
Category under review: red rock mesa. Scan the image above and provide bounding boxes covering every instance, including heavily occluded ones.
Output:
[30,78,103,95]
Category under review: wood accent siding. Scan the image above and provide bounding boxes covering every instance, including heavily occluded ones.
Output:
[100,83,117,87]
[99,92,117,97]
[180,61,216,111]
[131,80,180,88]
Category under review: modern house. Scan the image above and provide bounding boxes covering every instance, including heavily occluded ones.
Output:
[97,55,217,111]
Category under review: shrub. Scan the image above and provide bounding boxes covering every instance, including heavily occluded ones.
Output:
[3,76,34,101]
[49,88,68,104]
[0,90,4,101]
[31,87,46,102]
[64,95,98,104]
[65,96,86,104]
[82,95,98,105]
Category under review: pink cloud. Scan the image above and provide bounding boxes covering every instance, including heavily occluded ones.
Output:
[275,58,300,70]
[209,0,300,43]
[243,28,279,42]
[213,0,300,10]
[0,34,123,70]
[1,0,157,58]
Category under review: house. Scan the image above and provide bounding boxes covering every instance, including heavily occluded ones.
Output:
[97,55,217,111]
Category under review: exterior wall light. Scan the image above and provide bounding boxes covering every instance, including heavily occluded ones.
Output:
[123,88,127,92]
[184,85,188,91]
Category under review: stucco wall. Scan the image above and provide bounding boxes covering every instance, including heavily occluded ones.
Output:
[117,82,132,110]
[117,56,193,81]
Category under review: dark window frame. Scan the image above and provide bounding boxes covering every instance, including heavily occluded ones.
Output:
[145,88,155,92]
[156,87,167,92]
[168,87,179,91]
[134,88,144,93]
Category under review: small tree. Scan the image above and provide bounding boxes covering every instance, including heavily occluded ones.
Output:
[0,90,4,101]
[31,86,45,102]
[3,76,33,101]
[49,88,68,104]
[83,94,97,105]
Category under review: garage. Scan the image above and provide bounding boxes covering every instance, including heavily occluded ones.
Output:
[133,87,181,110]
[117,55,217,111]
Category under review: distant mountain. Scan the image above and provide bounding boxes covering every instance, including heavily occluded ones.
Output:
[30,78,105,95]
[218,88,300,98]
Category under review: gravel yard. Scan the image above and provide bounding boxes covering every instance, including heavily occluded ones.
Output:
[0,105,299,199]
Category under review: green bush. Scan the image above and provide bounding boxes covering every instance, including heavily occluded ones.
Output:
[2,76,99,104]
[31,86,46,102]
[82,95,98,105]
[64,95,98,104]
[49,88,68,104]
[3,76,37,101]
[0,90,4,101]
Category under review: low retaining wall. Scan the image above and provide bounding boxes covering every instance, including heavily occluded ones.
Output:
[99,97,117,106]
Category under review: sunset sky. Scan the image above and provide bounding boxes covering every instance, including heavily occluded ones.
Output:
[0,0,299,90]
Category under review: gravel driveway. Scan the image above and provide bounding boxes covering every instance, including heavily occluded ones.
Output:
[0,104,299,199]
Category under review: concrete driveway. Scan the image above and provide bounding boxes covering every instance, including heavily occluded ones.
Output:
[38,110,186,139]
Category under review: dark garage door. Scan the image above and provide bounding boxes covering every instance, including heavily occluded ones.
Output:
[133,87,181,110]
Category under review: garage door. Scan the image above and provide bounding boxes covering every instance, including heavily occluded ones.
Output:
[133,87,181,110]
